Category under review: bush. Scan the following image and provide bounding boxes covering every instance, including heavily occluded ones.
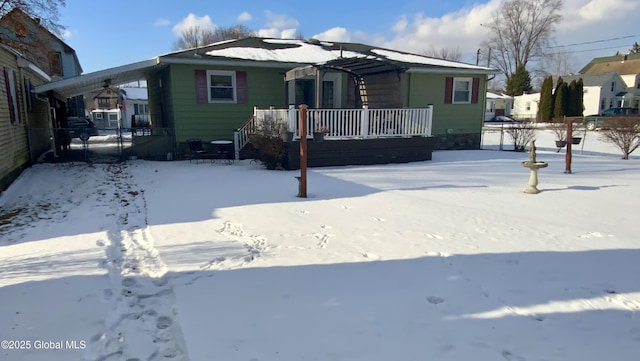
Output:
[248,120,288,169]
[547,119,567,141]
[505,121,535,151]
[599,117,640,159]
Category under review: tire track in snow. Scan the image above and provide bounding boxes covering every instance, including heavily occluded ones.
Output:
[85,164,189,361]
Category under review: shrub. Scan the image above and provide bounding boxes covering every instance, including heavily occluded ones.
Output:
[248,120,288,169]
[599,117,640,159]
[505,121,536,151]
[548,119,566,141]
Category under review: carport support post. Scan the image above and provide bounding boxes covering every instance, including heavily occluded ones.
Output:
[297,104,308,198]
[565,116,572,174]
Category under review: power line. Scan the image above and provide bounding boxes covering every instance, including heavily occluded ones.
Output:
[548,44,633,55]
[547,34,640,49]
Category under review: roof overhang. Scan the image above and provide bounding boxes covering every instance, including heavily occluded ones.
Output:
[34,59,161,98]
[407,67,502,75]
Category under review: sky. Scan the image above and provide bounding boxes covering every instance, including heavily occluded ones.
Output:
[58,0,640,74]
[1,128,639,360]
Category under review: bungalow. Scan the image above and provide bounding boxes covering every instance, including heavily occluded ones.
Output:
[485,91,513,121]
[35,37,499,162]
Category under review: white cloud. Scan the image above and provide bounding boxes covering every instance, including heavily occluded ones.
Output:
[306,0,639,69]
[264,10,299,29]
[312,27,351,42]
[172,13,216,36]
[383,0,499,55]
[237,11,252,22]
[60,29,72,40]
[154,18,170,27]
[258,11,300,39]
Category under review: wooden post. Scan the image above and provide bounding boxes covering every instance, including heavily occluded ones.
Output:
[565,117,572,174]
[297,104,308,198]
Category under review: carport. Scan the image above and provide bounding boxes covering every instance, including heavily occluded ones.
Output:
[34,59,164,162]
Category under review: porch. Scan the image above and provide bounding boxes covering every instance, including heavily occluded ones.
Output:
[233,105,434,169]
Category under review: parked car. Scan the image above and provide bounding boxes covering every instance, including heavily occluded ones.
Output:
[487,115,519,122]
[583,107,640,130]
[66,117,99,140]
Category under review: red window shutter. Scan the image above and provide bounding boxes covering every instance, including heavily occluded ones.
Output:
[4,67,17,124]
[236,71,247,104]
[444,77,453,104]
[471,77,480,104]
[194,69,208,104]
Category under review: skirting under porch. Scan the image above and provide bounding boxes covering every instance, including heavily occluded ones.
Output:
[282,136,434,170]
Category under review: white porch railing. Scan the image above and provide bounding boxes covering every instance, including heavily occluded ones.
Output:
[234,105,433,160]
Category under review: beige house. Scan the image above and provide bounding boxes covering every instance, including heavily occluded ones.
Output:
[0,44,52,190]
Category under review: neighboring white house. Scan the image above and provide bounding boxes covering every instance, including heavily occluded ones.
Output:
[561,72,627,116]
[513,72,630,121]
[512,93,540,121]
[485,92,513,121]
[118,87,149,129]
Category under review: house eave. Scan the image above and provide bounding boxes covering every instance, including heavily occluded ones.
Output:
[158,56,306,69]
[407,67,501,75]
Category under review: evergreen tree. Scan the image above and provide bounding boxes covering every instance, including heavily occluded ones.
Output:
[505,65,533,96]
[538,76,554,121]
[553,80,568,119]
[630,42,640,54]
[576,78,584,116]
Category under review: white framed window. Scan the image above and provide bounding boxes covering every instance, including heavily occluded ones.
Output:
[95,113,103,119]
[453,77,471,103]
[207,70,236,103]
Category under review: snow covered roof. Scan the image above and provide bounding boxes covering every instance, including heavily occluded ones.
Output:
[119,87,148,100]
[486,92,513,100]
[162,37,498,74]
[35,37,499,99]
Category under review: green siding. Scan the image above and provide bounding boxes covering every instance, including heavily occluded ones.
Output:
[407,72,486,136]
[168,64,286,142]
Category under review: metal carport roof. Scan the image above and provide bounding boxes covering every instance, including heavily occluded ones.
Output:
[34,59,162,98]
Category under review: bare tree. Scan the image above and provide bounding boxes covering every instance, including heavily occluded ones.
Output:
[543,49,577,77]
[173,24,255,50]
[0,0,66,34]
[481,0,563,78]
[423,46,462,61]
[599,118,640,160]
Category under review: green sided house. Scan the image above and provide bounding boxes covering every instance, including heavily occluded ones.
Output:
[35,37,499,166]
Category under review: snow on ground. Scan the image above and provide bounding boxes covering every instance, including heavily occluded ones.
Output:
[1,129,639,361]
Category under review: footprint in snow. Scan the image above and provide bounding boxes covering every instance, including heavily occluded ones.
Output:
[156,316,173,330]
[371,216,385,222]
[121,277,137,287]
